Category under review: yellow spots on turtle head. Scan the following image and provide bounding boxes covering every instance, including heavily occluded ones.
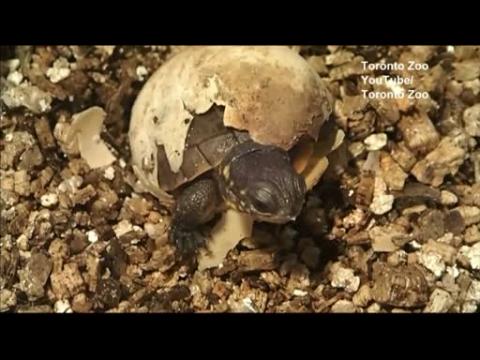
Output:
[224,192,248,212]
[223,165,230,179]
[239,200,247,210]
[225,198,240,211]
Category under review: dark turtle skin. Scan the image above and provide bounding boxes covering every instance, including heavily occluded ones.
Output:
[167,107,307,256]
[170,140,307,255]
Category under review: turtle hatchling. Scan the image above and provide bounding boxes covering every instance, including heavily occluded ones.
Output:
[129,46,333,256]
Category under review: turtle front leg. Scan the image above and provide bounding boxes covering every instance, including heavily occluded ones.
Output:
[170,178,222,256]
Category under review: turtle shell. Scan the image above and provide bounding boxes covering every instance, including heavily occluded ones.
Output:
[129,46,333,200]
[156,105,250,192]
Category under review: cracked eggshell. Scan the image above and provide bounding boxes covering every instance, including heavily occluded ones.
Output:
[292,121,345,191]
[197,209,253,271]
[129,46,332,199]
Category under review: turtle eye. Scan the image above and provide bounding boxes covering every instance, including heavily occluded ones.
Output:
[250,186,278,214]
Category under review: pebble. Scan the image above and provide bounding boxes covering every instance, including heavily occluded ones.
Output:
[463,104,480,137]
[292,289,308,297]
[343,208,366,229]
[371,263,428,308]
[50,262,86,299]
[331,300,357,313]
[387,250,408,266]
[364,133,387,151]
[464,225,480,244]
[144,222,168,241]
[113,219,134,238]
[72,185,97,205]
[462,301,478,313]
[422,240,457,265]
[411,133,467,187]
[369,174,395,216]
[398,112,439,154]
[71,293,93,313]
[330,263,360,293]
[424,288,454,313]
[7,70,23,85]
[458,243,480,270]
[369,224,410,252]
[446,265,460,279]
[54,299,73,313]
[0,289,17,312]
[58,176,83,193]
[241,297,259,313]
[440,190,458,206]
[379,152,408,191]
[402,204,427,215]
[418,251,446,278]
[352,284,372,307]
[17,305,53,313]
[46,57,71,83]
[40,193,58,208]
[455,206,480,226]
[16,234,29,251]
[436,232,454,244]
[465,280,480,303]
[1,82,52,114]
[103,166,115,180]
[391,141,417,171]
[17,252,53,300]
[14,170,30,196]
[86,229,99,243]
[348,141,365,158]
[366,303,382,313]
[238,249,277,272]
[136,66,149,81]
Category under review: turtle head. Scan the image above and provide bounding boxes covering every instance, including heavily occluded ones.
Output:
[218,141,306,223]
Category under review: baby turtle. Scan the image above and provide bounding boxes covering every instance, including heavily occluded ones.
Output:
[129,46,333,256]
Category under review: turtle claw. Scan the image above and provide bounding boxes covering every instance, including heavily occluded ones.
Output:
[169,223,205,257]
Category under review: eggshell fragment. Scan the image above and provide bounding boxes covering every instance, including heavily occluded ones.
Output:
[197,209,254,271]
[71,107,116,169]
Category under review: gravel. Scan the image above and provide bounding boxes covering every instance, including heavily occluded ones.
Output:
[1,45,479,313]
